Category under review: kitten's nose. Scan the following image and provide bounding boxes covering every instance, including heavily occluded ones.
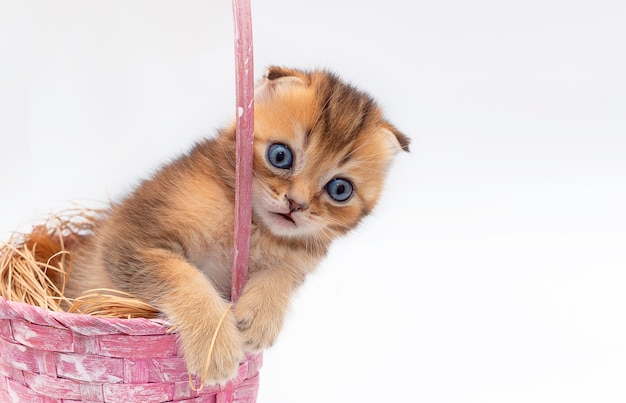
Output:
[287,196,308,213]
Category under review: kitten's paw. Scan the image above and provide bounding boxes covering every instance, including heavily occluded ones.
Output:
[234,293,284,352]
[177,308,244,385]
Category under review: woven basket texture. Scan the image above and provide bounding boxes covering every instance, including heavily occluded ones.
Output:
[0,297,261,403]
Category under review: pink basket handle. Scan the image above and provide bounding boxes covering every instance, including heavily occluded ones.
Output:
[230,0,254,303]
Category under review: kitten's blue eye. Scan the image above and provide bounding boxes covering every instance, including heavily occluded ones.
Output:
[326,178,353,202]
[267,143,293,169]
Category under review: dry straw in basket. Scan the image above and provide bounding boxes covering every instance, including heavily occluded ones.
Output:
[0,209,159,319]
[0,209,241,389]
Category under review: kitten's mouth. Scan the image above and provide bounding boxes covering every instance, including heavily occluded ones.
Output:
[273,212,296,226]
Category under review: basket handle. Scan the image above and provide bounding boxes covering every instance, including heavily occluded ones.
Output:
[230,0,254,303]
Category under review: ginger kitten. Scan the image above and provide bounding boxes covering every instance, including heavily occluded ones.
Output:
[64,66,410,384]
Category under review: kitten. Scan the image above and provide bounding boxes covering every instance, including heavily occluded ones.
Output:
[64,66,410,384]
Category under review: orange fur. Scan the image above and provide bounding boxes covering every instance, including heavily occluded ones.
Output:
[65,67,409,384]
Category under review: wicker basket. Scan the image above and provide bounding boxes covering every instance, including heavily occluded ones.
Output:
[0,297,261,403]
[0,2,260,402]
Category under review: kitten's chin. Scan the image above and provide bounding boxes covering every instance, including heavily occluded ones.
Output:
[256,209,318,239]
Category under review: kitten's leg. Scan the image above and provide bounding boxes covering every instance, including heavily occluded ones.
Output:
[127,248,243,384]
[233,267,302,351]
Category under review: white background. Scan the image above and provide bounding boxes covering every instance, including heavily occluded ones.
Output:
[1,1,625,402]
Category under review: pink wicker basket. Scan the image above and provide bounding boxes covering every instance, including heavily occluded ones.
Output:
[0,297,262,403]
[1,2,261,402]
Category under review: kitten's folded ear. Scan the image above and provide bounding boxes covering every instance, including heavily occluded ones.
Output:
[264,66,298,81]
[255,66,307,101]
[383,122,410,153]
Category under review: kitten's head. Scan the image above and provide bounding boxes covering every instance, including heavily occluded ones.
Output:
[251,66,409,243]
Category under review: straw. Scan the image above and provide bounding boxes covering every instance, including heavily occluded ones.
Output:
[0,209,159,319]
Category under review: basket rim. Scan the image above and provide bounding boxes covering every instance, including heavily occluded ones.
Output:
[0,296,263,388]
[0,296,171,336]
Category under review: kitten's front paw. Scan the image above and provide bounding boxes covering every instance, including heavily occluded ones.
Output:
[234,292,285,352]
[177,307,244,385]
